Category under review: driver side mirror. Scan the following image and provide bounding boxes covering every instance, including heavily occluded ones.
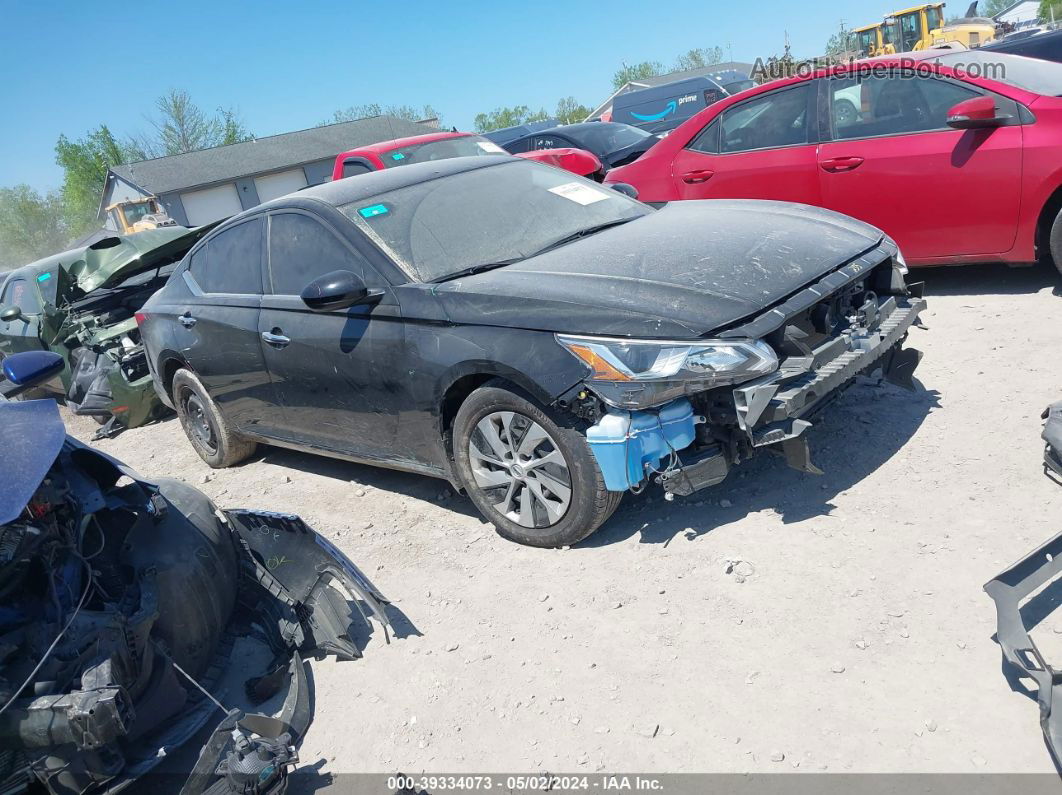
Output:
[300,270,383,312]
[609,182,639,200]
[0,305,22,323]
[946,96,1010,130]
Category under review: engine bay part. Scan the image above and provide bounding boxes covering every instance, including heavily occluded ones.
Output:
[0,398,391,795]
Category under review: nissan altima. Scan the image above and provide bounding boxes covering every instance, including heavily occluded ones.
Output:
[138,157,925,547]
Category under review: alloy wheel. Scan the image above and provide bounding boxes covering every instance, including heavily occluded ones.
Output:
[467,411,572,529]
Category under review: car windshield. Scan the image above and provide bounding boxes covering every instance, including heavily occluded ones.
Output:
[566,124,653,153]
[380,135,507,168]
[933,51,1062,96]
[340,160,649,282]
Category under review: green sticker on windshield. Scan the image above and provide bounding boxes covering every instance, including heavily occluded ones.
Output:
[37,272,52,282]
[391,152,406,161]
[359,204,389,218]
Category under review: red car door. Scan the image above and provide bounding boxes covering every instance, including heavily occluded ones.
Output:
[817,71,1023,262]
[670,83,823,205]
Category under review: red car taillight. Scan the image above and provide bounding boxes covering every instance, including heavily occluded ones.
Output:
[134,312,148,327]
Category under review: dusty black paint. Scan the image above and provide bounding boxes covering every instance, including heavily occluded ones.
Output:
[140,157,889,483]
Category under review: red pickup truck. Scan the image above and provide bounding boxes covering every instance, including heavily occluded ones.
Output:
[333,131,602,181]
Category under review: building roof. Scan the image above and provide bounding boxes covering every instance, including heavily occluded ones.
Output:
[109,115,433,196]
[586,61,755,120]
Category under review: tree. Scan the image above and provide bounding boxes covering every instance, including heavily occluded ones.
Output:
[320,103,443,127]
[473,105,549,132]
[980,0,1013,15]
[131,89,252,158]
[611,61,664,90]
[824,31,851,58]
[54,125,134,236]
[673,47,725,71]
[554,96,591,125]
[0,186,70,271]
[1040,0,1062,21]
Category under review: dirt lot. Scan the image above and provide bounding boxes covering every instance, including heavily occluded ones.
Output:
[64,263,1062,776]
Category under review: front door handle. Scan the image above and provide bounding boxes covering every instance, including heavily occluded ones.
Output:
[179,312,196,328]
[261,330,291,348]
[819,156,865,173]
[681,169,715,184]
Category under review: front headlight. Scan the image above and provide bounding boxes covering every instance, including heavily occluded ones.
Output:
[556,334,778,409]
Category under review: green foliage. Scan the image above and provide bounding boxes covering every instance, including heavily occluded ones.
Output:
[473,105,549,132]
[824,31,851,57]
[554,97,592,125]
[0,186,70,271]
[1040,0,1062,20]
[980,0,1013,15]
[673,47,725,71]
[131,89,252,158]
[320,103,443,127]
[54,125,134,237]
[611,61,664,90]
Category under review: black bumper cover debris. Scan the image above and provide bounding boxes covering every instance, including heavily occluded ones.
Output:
[985,530,1062,768]
[1043,401,1062,481]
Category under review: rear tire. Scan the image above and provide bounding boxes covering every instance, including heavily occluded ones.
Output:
[1050,207,1062,277]
[453,381,622,548]
[172,368,256,468]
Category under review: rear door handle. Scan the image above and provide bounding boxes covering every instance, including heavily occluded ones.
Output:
[681,169,715,184]
[261,330,290,348]
[819,156,865,173]
[178,313,196,328]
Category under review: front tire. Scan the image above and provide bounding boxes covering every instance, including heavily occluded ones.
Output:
[172,368,256,468]
[453,382,621,548]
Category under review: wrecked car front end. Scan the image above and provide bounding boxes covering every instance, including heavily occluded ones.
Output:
[29,227,209,436]
[0,393,390,794]
[559,240,926,497]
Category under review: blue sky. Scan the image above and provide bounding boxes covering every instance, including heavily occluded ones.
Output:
[1,0,892,191]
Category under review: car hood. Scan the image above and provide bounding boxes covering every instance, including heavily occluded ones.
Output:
[58,225,212,298]
[431,199,884,338]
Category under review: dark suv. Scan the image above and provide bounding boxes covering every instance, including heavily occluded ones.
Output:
[138,157,925,547]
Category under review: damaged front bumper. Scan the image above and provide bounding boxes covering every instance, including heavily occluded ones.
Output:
[985,530,1062,768]
[585,292,927,497]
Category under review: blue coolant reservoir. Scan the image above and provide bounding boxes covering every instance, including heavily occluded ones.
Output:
[586,398,697,491]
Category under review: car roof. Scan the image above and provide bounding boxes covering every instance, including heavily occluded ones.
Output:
[269,156,520,210]
[335,131,475,159]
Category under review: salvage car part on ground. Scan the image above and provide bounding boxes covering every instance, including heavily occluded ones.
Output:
[138,156,924,548]
[984,402,1062,768]
[0,352,391,794]
[0,226,213,436]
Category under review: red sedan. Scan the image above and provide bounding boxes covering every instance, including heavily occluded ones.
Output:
[333,131,603,181]
[605,51,1062,272]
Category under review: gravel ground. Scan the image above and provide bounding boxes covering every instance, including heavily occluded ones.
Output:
[63,262,1062,776]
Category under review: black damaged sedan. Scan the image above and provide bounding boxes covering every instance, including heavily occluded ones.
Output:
[139,157,925,547]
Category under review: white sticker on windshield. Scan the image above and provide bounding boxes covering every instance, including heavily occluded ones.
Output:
[548,182,610,206]
[477,141,506,153]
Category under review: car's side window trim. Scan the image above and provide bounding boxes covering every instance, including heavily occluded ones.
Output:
[185,215,265,297]
[710,82,817,156]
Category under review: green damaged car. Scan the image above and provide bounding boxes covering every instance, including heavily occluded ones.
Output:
[0,226,211,435]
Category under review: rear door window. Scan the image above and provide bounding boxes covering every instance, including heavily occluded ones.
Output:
[189,218,264,295]
[719,84,810,153]
[268,212,368,295]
